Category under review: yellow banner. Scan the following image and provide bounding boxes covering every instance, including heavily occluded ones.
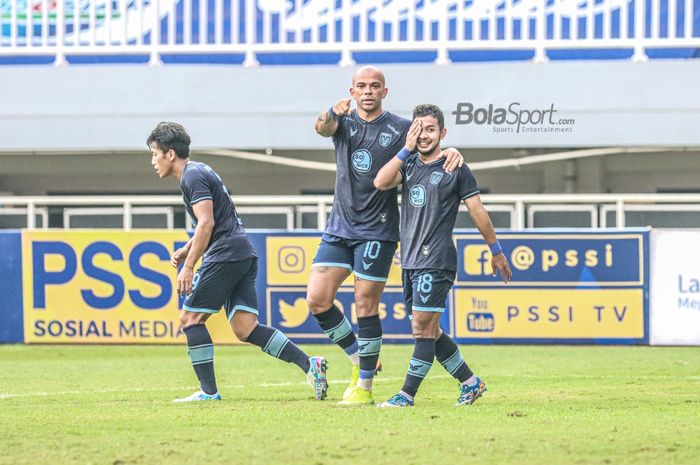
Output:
[454,289,644,338]
[22,231,242,344]
[265,236,402,286]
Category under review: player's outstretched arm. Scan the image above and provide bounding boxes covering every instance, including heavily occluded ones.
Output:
[374,119,421,190]
[464,195,512,283]
[315,98,351,137]
[177,200,215,297]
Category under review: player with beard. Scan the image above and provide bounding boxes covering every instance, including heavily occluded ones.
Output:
[312,67,465,405]
[373,104,511,407]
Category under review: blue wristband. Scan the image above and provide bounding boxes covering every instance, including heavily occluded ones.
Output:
[327,106,338,119]
[396,147,410,161]
[488,241,503,256]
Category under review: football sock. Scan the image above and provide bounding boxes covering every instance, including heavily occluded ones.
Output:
[463,375,478,386]
[401,337,435,398]
[435,332,473,384]
[183,324,217,395]
[357,315,382,391]
[399,390,414,403]
[247,324,310,373]
[313,304,359,362]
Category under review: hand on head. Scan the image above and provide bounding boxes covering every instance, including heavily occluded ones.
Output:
[404,119,422,152]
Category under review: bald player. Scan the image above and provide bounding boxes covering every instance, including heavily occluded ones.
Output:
[309,66,464,405]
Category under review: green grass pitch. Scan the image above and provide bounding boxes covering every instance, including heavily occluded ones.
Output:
[1,344,698,465]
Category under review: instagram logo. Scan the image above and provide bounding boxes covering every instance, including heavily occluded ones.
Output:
[278,246,306,273]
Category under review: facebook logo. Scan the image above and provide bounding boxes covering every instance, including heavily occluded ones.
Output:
[463,245,493,276]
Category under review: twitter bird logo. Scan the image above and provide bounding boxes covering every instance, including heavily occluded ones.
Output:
[278,298,310,328]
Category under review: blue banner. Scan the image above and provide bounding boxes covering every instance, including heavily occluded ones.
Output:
[0,231,23,343]
[0,229,648,345]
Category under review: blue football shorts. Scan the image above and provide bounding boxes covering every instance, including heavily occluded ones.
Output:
[183,258,259,320]
[312,233,398,282]
[402,268,455,315]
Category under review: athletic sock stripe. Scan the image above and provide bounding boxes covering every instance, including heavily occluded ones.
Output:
[358,337,382,356]
[343,341,359,357]
[191,358,214,366]
[324,318,353,342]
[407,357,433,379]
[188,343,214,350]
[188,345,214,364]
[263,330,289,358]
[441,350,464,375]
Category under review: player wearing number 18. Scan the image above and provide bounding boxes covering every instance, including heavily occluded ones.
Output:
[373,105,512,407]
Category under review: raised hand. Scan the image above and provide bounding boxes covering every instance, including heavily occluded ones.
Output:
[331,98,353,117]
[404,119,421,152]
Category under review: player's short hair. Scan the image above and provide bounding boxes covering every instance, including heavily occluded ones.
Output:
[413,104,445,131]
[147,122,191,159]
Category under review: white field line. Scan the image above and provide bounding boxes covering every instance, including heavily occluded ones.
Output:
[0,375,450,400]
[2,374,698,400]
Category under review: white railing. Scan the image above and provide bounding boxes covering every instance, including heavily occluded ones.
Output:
[3,193,700,230]
[1,0,698,65]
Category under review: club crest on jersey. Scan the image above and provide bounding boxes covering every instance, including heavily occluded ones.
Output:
[422,245,430,256]
[351,149,372,173]
[430,171,444,185]
[379,132,393,147]
[409,185,426,207]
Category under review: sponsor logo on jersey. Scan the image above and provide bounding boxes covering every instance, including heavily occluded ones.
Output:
[351,149,372,173]
[386,124,400,136]
[409,185,426,207]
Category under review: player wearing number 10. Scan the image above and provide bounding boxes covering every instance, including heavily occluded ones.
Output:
[311,67,465,405]
[147,122,328,402]
[374,105,512,407]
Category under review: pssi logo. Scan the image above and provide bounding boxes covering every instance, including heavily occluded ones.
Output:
[351,149,372,173]
[31,239,185,310]
[467,312,495,332]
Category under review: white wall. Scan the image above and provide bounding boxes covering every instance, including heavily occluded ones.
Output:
[1,61,700,151]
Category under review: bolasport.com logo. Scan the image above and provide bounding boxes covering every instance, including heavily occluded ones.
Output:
[452,102,576,134]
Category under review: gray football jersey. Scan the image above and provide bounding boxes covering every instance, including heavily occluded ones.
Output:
[325,110,410,242]
[180,161,257,263]
[400,153,479,271]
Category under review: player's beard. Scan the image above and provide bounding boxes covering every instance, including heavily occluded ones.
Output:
[417,139,440,156]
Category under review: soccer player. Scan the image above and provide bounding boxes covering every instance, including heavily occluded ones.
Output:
[312,66,464,405]
[373,104,511,407]
[147,122,328,402]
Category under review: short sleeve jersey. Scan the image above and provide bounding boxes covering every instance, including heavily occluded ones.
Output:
[180,161,257,263]
[325,110,411,242]
[399,153,480,272]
